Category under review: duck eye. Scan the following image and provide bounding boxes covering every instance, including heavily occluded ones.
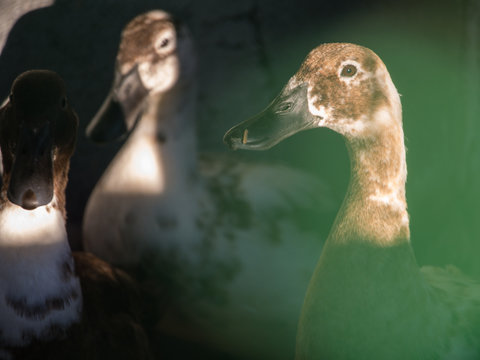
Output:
[154,30,176,54]
[155,37,172,52]
[160,38,170,48]
[341,64,357,77]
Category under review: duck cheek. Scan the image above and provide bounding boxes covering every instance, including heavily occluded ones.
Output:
[307,99,334,128]
[138,56,179,93]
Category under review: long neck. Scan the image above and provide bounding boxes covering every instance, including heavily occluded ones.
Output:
[329,108,409,247]
[0,168,82,346]
[296,107,431,359]
[105,81,197,196]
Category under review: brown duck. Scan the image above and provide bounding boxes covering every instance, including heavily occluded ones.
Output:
[224,43,480,360]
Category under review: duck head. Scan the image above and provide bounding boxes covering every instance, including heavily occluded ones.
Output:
[224,43,401,150]
[86,10,195,143]
[0,70,78,210]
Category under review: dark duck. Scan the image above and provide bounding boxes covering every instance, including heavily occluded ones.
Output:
[0,70,151,359]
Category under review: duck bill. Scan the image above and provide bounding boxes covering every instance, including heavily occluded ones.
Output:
[7,123,54,210]
[223,83,315,150]
[86,65,148,143]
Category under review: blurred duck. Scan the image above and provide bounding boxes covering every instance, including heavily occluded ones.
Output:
[0,70,151,359]
[82,10,334,360]
[224,43,480,360]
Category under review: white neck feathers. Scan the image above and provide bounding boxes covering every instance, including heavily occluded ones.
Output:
[0,201,82,346]
[100,83,197,196]
[336,93,409,246]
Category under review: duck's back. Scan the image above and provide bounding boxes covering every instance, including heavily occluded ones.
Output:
[421,265,480,359]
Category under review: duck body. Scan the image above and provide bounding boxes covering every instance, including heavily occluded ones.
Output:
[224,43,480,359]
[82,11,333,359]
[298,243,480,359]
[86,153,325,359]
[0,70,150,359]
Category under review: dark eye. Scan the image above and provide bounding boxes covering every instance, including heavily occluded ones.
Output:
[160,38,170,48]
[341,64,357,77]
[61,96,67,109]
[277,102,292,113]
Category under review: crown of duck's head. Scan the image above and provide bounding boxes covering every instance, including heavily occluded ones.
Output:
[118,10,195,93]
[224,43,401,150]
[0,70,78,210]
[86,10,195,143]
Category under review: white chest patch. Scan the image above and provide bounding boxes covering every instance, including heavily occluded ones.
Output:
[0,201,65,246]
[0,202,82,346]
[102,136,165,195]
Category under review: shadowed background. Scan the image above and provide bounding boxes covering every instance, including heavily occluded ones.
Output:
[0,0,479,279]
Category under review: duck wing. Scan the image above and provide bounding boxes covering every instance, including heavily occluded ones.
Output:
[421,265,480,359]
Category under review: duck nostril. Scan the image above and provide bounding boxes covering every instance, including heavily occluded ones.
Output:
[21,189,39,210]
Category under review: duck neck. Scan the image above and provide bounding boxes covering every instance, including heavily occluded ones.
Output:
[117,81,197,196]
[296,108,430,360]
[330,108,409,247]
[0,173,82,346]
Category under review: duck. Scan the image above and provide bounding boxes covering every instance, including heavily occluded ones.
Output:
[0,70,151,359]
[224,42,480,360]
[82,10,335,360]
